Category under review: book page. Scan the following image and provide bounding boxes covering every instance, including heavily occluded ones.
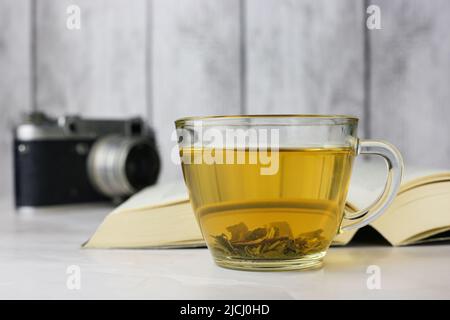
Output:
[345,158,450,245]
[84,202,204,248]
[371,182,450,245]
[346,158,450,209]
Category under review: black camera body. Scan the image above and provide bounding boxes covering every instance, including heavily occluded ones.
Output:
[14,112,160,207]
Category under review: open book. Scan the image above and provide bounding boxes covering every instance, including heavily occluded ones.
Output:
[84,161,450,248]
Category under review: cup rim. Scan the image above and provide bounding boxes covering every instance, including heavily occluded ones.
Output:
[175,114,359,127]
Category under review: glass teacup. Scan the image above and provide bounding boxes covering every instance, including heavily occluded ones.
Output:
[175,115,403,271]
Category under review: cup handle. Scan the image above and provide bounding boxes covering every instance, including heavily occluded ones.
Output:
[340,139,404,232]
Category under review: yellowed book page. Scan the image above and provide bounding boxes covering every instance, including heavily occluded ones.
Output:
[370,181,450,245]
[84,202,204,248]
[347,159,450,208]
[403,227,450,245]
[341,159,450,245]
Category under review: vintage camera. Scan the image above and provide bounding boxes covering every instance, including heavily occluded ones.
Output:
[14,111,160,207]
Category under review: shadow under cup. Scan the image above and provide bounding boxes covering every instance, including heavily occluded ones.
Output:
[175,115,403,271]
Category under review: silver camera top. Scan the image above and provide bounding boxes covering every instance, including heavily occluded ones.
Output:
[15,111,146,141]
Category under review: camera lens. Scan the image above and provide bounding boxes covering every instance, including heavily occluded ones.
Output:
[87,135,160,197]
[124,143,158,190]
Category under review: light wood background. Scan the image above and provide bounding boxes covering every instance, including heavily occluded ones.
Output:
[1,0,449,196]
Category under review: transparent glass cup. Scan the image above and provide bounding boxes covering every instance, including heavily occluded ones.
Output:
[175,115,403,271]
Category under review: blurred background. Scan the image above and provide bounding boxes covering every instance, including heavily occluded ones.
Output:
[1,0,449,199]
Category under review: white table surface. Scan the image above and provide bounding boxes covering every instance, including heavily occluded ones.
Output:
[0,196,449,300]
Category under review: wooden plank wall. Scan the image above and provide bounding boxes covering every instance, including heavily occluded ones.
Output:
[151,0,242,181]
[35,0,147,118]
[369,0,450,168]
[0,0,449,196]
[0,0,31,197]
[245,0,365,121]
